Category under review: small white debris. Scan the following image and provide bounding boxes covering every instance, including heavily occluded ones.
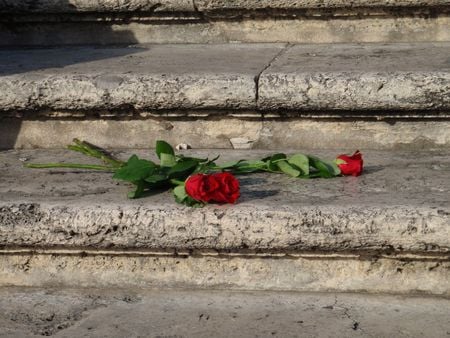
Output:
[176,143,191,151]
[19,157,29,162]
[230,137,254,150]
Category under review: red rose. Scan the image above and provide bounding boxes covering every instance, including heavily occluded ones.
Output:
[185,172,240,204]
[336,150,363,176]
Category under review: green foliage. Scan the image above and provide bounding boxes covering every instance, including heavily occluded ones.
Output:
[111,146,343,198]
[160,153,177,167]
[112,141,212,199]
[276,160,302,177]
[288,154,309,176]
[168,160,199,179]
[155,140,175,158]
[26,139,345,203]
[112,155,156,182]
[308,155,341,178]
[173,184,204,207]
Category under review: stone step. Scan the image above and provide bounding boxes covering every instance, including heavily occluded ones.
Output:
[1,42,449,150]
[1,288,449,337]
[2,0,448,13]
[0,1,449,45]
[1,149,449,294]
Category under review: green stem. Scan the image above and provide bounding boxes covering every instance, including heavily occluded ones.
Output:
[170,179,185,186]
[210,164,279,174]
[71,139,124,167]
[24,163,115,171]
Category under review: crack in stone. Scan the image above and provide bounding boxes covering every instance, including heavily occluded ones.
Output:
[254,44,292,109]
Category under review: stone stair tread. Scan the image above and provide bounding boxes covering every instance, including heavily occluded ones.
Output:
[0,44,284,111]
[0,0,195,13]
[197,0,450,11]
[1,149,449,253]
[1,43,449,113]
[259,43,450,110]
[1,0,448,13]
[1,288,450,337]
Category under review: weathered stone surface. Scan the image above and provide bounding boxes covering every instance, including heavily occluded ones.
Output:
[1,43,449,112]
[0,0,194,12]
[2,118,450,150]
[1,0,448,13]
[0,44,284,111]
[196,0,450,11]
[2,16,449,46]
[2,252,449,294]
[258,43,450,111]
[0,149,449,253]
[1,288,449,337]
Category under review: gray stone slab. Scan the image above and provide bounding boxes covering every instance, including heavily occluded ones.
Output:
[258,43,450,111]
[0,149,449,253]
[1,43,450,112]
[0,288,449,338]
[0,44,284,111]
[0,0,194,12]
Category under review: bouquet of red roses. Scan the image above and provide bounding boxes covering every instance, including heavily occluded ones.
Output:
[26,139,363,207]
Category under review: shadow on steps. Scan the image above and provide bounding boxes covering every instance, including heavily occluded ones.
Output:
[0,0,140,149]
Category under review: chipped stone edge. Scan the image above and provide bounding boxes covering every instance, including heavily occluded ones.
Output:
[1,202,450,253]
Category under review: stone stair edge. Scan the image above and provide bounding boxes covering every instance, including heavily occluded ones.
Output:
[1,148,449,254]
[0,42,449,113]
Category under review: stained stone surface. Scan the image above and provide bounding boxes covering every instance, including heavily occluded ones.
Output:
[258,43,450,111]
[0,288,449,338]
[0,44,284,111]
[1,43,449,112]
[0,149,449,253]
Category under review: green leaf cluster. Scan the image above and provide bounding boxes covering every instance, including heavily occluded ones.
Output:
[216,153,340,178]
[113,141,215,199]
[26,139,343,205]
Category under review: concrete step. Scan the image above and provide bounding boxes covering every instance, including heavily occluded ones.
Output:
[1,288,449,337]
[1,149,449,295]
[1,42,449,150]
[0,1,449,45]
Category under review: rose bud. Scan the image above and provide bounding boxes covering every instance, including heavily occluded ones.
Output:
[336,150,363,176]
[185,172,240,204]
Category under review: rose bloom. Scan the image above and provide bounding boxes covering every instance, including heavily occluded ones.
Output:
[185,172,240,204]
[336,150,363,176]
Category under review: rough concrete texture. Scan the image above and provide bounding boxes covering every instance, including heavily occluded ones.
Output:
[0,0,195,12]
[1,251,449,294]
[1,43,449,112]
[1,288,449,338]
[0,149,449,253]
[258,43,450,111]
[195,0,450,11]
[2,16,449,46]
[1,0,449,13]
[0,44,284,111]
[2,118,450,150]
